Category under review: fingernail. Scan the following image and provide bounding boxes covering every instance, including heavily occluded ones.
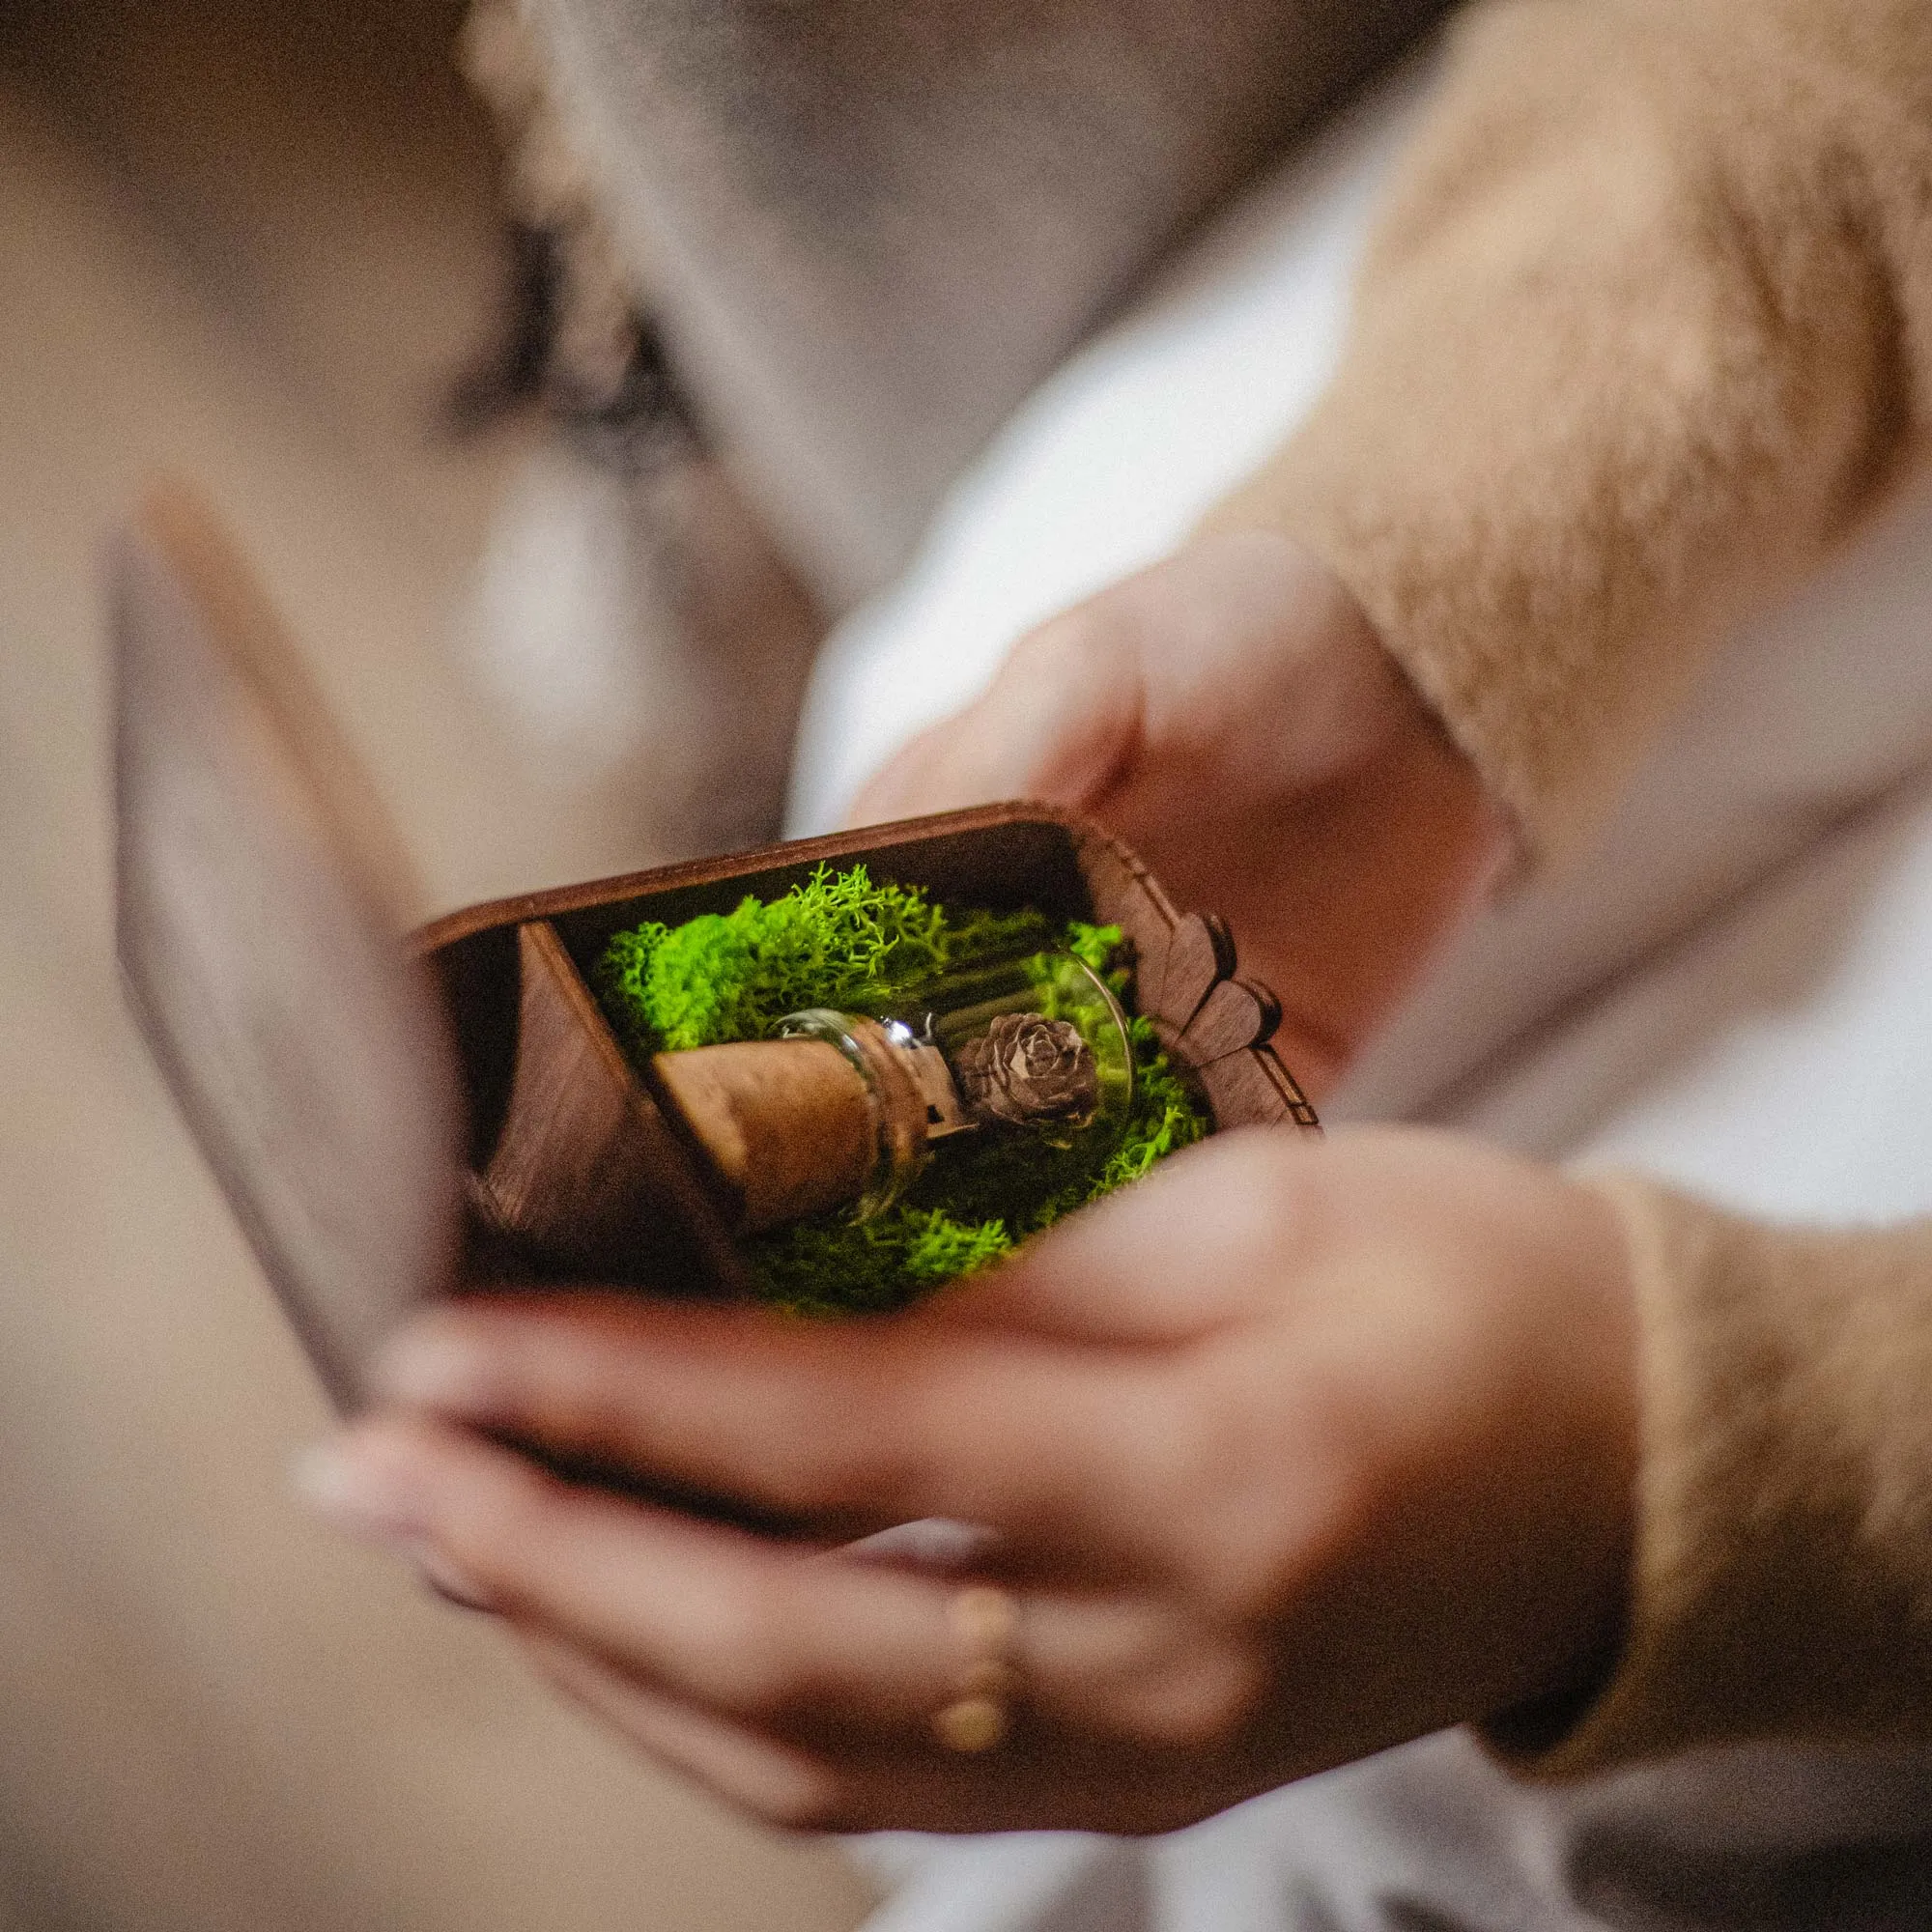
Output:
[291,1440,432,1548]
[413,1544,496,1613]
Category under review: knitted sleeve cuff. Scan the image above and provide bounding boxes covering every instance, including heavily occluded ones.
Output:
[1481,1172,1932,1780]
[1198,0,1922,867]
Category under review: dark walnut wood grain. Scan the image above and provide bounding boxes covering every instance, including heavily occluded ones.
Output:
[474,923,749,1290]
[113,485,463,1407]
[419,806,1320,1295]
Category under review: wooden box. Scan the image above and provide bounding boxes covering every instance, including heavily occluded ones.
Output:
[114,490,1316,1408]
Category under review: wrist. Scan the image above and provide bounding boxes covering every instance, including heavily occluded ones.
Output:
[1183,524,1520,885]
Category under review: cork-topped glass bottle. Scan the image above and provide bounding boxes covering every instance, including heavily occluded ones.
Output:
[777,946,1136,1219]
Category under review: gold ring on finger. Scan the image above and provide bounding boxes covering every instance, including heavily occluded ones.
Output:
[932,1584,1020,1754]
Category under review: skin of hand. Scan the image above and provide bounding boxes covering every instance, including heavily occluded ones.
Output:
[848,529,1513,1097]
[298,1126,1639,1835]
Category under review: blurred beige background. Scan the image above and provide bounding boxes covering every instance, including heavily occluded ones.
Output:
[0,2,867,1924]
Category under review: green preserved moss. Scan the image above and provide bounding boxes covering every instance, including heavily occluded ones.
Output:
[595,864,1209,1314]
[597,864,1048,1057]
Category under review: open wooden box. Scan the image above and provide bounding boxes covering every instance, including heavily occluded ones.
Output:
[114,489,1317,1409]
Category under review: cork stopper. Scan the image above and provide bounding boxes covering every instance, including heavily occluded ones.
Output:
[650,1037,877,1233]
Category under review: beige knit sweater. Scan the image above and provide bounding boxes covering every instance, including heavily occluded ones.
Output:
[1205,0,1932,1777]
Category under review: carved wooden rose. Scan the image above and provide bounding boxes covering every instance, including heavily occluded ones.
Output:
[954,1012,1100,1128]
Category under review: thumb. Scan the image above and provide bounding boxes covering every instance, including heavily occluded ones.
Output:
[845,531,1382,830]
[845,609,1144,827]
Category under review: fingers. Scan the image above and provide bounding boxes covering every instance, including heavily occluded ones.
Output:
[305,1416,961,1723]
[523,1626,1264,1836]
[358,1137,1328,1557]
[523,1633,1226,1836]
[365,1297,1192,1568]
[520,1635,960,1834]
[297,1415,1248,1758]
[523,1634,858,1830]
[847,610,1142,825]
[845,530,1391,833]
[923,1131,1314,1343]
